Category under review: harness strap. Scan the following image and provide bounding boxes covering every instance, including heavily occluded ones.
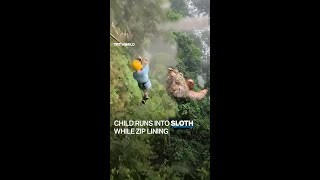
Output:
[140,79,149,85]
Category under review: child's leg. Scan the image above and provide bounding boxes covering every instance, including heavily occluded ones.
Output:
[137,83,146,100]
[143,81,152,99]
[143,89,149,99]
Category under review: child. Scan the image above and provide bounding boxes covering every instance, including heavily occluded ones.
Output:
[132,57,152,104]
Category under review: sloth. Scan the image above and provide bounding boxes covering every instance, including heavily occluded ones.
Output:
[167,68,208,100]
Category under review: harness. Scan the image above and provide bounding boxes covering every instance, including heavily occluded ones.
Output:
[139,79,150,87]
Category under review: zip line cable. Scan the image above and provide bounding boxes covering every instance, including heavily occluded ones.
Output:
[110,33,135,56]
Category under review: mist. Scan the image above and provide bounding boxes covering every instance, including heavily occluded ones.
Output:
[142,14,210,71]
[142,36,178,71]
[160,15,210,32]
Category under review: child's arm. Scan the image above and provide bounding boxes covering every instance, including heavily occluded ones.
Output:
[137,56,149,65]
[137,56,149,74]
[141,64,149,74]
[142,58,149,65]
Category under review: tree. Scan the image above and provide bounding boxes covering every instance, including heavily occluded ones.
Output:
[170,0,190,16]
[110,1,211,179]
[189,0,210,16]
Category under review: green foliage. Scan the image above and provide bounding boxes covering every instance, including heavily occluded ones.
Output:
[161,28,211,179]
[170,0,189,16]
[166,9,183,21]
[110,0,166,51]
[110,46,178,121]
[110,45,181,179]
[110,1,211,179]
[173,32,203,78]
